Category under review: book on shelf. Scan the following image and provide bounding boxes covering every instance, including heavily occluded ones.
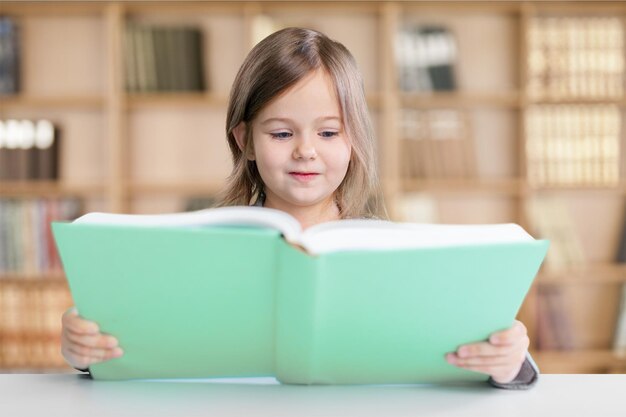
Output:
[401,108,475,179]
[396,25,457,93]
[527,16,624,100]
[0,16,20,95]
[0,197,82,276]
[183,195,217,212]
[0,119,60,181]
[0,281,73,369]
[614,283,626,356]
[52,206,548,382]
[124,24,205,93]
[525,104,621,187]
[525,195,585,272]
[397,192,438,224]
[536,285,574,350]
[617,208,626,263]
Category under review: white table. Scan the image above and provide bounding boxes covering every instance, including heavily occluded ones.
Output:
[1,373,624,417]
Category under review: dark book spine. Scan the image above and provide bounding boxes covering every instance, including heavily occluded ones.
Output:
[0,17,20,94]
[35,121,60,180]
[617,212,626,262]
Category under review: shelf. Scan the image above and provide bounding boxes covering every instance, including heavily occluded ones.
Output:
[128,181,224,196]
[538,263,626,285]
[1,1,104,16]
[0,273,67,284]
[0,95,104,110]
[402,178,524,196]
[531,349,626,374]
[125,92,383,110]
[524,97,626,107]
[401,91,522,109]
[0,181,106,198]
[125,93,229,110]
[525,182,626,195]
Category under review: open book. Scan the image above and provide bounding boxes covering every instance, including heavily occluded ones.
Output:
[74,206,537,254]
[53,206,549,383]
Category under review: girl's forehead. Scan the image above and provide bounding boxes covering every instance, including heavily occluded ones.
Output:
[256,69,342,120]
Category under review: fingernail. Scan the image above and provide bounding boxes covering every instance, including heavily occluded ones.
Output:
[458,347,468,358]
[113,348,124,357]
[107,338,118,348]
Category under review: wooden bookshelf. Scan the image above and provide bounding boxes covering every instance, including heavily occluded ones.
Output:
[0,181,106,197]
[0,95,104,109]
[538,264,626,285]
[532,349,626,374]
[0,274,67,283]
[1,0,625,374]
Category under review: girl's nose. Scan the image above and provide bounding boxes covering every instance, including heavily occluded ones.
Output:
[292,136,317,160]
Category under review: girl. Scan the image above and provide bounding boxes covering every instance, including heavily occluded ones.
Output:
[61,27,537,389]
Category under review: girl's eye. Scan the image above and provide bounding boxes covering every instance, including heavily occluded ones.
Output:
[270,132,292,139]
[320,131,339,138]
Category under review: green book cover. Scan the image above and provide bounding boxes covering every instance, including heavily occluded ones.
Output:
[52,206,548,383]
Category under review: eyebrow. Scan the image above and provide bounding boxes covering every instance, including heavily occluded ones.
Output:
[260,116,341,125]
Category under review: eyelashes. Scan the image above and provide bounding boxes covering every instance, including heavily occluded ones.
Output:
[269,131,339,140]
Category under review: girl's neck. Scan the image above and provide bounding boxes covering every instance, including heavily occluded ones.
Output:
[263,193,341,230]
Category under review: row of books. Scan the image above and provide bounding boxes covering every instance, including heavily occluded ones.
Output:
[525,105,621,187]
[537,283,626,353]
[614,284,626,356]
[395,25,457,92]
[0,119,59,181]
[400,109,475,179]
[0,16,19,94]
[0,283,72,369]
[0,198,82,275]
[124,24,205,93]
[527,17,624,100]
[525,195,585,271]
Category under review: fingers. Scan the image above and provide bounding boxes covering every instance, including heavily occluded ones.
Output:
[489,320,527,346]
[62,307,100,335]
[445,320,530,382]
[455,363,522,384]
[61,307,124,369]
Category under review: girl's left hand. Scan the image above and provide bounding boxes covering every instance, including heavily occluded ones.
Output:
[445,320,530,384]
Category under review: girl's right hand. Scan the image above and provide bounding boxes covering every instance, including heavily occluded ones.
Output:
[61,307,123,370]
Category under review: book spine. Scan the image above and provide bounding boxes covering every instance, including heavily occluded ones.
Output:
[613,283,626,354]
[274,240,320,384]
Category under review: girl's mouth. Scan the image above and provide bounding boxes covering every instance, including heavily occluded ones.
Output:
[289,172,319,182]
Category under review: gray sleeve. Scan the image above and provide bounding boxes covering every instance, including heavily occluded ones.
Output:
[487,353,539,390]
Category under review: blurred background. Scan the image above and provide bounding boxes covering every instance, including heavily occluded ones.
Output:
[0,0,625,375]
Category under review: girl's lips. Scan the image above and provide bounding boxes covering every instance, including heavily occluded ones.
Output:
[289,172,319,182]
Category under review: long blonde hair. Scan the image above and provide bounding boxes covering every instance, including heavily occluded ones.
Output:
[217,27,386,219]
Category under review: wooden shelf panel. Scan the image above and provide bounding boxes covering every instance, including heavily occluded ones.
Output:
[401,91,521,109]
[0,95,104,110]
[1,1,105,16]
[532,349,626,374]
[123,1,242,14]
[0,273,67,283]
[128,181,224,195]
[538,263,626,285]
[402,1,523,14]
[125,92,382,110]
[402,178,524,196]
[525,97,626,107]
[125,93,228,110]
[402,179,626,196]
[0,181,106,198]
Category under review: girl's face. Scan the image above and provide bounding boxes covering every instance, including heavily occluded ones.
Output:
[250,69,351,212]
